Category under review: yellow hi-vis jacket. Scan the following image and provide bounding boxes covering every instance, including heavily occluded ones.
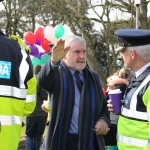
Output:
[117,73,150,150]
[0,33,36,150]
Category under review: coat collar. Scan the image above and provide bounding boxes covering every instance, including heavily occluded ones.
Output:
[0,29,5,36]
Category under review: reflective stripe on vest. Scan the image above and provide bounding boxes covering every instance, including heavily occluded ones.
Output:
[0,115,22,125]
[0,85,27,99]
[130,74,150,110]
[148,112,150,120]
[26,93,36,103]
[117,134,147,147]
[121,74,150,120]
[19,47,29,88]
[121,107,147,120]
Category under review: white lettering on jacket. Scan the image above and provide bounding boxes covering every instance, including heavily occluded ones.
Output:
[0,61,11,79]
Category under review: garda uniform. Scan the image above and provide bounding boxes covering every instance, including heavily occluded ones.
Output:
[115,29,150,150]
[0,30,36,150]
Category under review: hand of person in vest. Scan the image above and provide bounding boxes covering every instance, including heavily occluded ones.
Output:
[51,38,71,64]
[107,99,124,114]
[94,119,109,135]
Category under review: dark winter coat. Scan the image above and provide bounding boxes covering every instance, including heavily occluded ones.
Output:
[37,59,110,150]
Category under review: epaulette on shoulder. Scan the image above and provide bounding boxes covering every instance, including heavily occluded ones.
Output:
[10,35,30,53]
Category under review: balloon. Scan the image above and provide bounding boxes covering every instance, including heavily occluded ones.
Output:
[34,26,44,41]
[54,25,65,39]
[41,38,51,52]
[23,32,36,44]
[35,38,41,45]
[33,51,46,59]
[44,25,57,44]
[29,45,39,55]
[41,54,51,64]
[31,57,42,67]
[34,53,43,59]
[61,25,74,39]
[36,45,45,52]
[39,52,46,55]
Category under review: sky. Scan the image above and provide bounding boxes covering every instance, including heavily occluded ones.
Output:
[0,1,149,30]
[88,0,150,18]
[87,1,150,30]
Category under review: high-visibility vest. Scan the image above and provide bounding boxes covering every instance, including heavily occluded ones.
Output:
[117,74,150,150]
[0,34,36,150]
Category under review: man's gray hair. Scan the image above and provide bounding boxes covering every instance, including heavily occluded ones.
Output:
[126,44,150,61]
[64,35,86,47]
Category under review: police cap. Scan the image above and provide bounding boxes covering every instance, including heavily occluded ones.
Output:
[115,28,150,51]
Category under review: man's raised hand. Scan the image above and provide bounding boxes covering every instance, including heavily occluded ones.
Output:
[51,39,71,64]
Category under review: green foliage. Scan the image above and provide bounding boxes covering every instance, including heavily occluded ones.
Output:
[93,32,109,75]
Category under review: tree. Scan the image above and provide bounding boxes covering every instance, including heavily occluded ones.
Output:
[0,0,149,88]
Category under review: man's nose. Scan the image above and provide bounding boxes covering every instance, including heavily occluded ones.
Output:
[79,52,85,58]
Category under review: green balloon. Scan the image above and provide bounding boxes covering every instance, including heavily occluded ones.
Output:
[41,54,51,64]
[31,57,42,67]
[54,25,65,39]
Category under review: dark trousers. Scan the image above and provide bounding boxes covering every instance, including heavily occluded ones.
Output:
[25,115,47,150]
[66,133,99,150]
[104,125,117,146]
[66,134,78,150]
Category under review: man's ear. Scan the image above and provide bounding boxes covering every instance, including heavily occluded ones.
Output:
[131,49,136,59]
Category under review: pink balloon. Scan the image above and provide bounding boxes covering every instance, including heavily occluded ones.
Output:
[23,32,36,45]
[44,25,57,44]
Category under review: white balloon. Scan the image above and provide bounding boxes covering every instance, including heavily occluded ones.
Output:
[44,25,57,44]
[61,25,74,39]
[36,45,45,52]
